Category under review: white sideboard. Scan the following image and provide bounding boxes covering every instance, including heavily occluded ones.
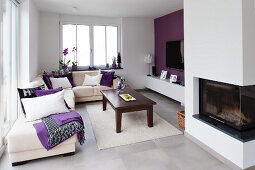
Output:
[145,76,185,104]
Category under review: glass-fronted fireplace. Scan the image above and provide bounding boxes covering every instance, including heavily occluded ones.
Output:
[199,79,255,131]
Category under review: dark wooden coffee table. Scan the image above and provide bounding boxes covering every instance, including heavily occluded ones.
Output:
[101,88,156,133]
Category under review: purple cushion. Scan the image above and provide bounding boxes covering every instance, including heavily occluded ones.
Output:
[35,87,71,109]
[100,71,115,87]
[54,73,76,87]
[42,74,53,89]
[35,87,63,96]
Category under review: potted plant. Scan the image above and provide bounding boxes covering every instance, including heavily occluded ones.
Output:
[112,56,117,69]
[117,52,121,68]
[59,48,71,70]
[71,47,78,71]
[72,61,78,71]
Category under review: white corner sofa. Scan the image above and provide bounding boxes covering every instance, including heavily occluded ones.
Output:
[7,70,119,166]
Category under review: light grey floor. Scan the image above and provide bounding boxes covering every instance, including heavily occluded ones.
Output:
[0,89,232,170]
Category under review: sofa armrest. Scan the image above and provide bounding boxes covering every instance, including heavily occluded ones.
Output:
[113,78,120,89]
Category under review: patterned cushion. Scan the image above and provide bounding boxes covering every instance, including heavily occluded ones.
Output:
[17,85,45,115]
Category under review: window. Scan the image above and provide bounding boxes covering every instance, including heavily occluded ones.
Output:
[93,26,106,66]
[106,26,118,64]
[77,25,90,66]
[62,24,119,68]
[0,0,19,149]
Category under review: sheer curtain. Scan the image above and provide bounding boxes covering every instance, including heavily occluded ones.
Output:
[0,0,5,152]
[0,0,19,155]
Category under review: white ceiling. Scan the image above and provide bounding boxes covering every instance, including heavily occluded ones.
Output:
[32,0,183,19]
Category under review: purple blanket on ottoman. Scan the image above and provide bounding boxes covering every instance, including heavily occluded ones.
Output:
[33,111,85,150]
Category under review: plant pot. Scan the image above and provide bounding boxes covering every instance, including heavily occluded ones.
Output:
[72,65,78,71]
[62,65,68,70]
[117,63,121,68]
[112,63,116,69]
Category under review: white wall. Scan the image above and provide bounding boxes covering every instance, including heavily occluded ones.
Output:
[118,17,154,89]
[60,14,121,25]
[39,13,154,89]
[242,0,255,86]
[39,12,59,72]
[185,0,255,169]
[184,0,243,86]
[19,0,30,86]
[29,0,40,81]
[19,0,40,86]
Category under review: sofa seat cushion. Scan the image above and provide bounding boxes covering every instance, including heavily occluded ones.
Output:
[94,86,112,96]
[73,86,94,98]
[7,117,77,153]
[64,88,75,110]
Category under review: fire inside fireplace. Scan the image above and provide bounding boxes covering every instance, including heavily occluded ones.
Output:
[199,79,255,131]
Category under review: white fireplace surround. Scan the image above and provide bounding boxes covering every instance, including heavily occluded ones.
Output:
[184,0,255,169]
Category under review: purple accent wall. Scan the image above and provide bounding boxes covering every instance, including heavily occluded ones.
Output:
[154,9,184,82]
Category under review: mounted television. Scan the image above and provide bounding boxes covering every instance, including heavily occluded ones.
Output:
[166,40,184,70]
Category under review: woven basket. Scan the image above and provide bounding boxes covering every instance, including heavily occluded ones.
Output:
[177,111,185,129]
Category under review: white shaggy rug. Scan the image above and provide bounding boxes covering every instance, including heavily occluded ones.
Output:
[86,104,182,150]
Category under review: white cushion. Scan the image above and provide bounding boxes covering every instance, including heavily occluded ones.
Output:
[21,91,69,122]
[83,74,102,86]
[50,77,72,89]
[64,88,75,110]
[29,76,48,89]
[72,70,100,86]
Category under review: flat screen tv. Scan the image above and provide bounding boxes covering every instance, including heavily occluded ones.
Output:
[166,40,184,70]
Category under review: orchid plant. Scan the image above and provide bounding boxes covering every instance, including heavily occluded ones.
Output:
[59,48,71,67]
[72,47,78,66]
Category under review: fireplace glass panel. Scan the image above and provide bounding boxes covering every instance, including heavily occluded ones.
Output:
[200,79,255,131]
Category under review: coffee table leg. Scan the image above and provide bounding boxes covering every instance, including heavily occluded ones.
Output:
[103,95,107,111]
[147,106,153,127]
[116,111,122,133]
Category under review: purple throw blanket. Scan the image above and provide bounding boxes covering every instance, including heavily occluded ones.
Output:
[33,111,85,150]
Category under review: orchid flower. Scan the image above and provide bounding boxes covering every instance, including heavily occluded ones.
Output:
[72,47,77,52]
[63,48,68,56]
[60,48,70,66]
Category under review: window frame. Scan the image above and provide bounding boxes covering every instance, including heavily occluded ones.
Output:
[60,22,121,70]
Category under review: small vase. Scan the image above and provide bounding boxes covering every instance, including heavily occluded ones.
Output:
[72,65,78,71]
[106,63,109,68]
[112,63,116,69]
